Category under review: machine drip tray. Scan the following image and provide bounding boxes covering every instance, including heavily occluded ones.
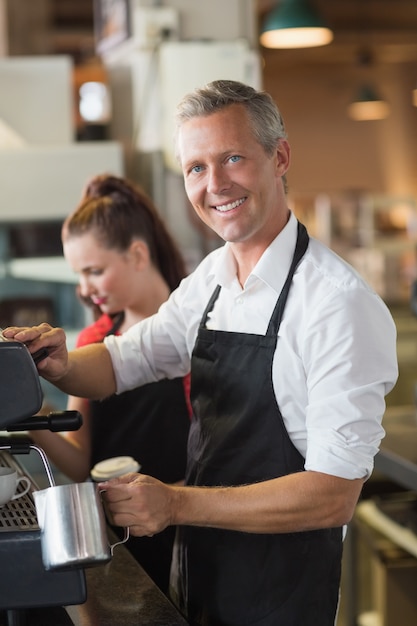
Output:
[0,450,86,613]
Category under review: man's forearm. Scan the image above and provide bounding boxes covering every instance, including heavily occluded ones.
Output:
[45,343,117,400]
[3,324,118,401]
[171,471,364,534]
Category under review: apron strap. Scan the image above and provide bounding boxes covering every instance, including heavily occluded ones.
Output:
[266,221,309,336]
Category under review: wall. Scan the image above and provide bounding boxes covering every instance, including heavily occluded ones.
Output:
[262,54,417,199]
[135,0,257,46]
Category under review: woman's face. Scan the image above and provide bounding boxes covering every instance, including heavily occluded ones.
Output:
[63,232,141,315]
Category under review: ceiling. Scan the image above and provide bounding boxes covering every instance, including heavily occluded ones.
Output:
[46,0,417,67]
[257,0,417,66]
[257,0,417,34]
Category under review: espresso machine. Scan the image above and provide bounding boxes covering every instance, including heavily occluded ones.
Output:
[0,335,87,625]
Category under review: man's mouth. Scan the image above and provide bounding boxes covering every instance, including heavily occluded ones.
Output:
[214,197,246,213]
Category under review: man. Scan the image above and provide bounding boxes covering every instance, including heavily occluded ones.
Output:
[6,80,398,625]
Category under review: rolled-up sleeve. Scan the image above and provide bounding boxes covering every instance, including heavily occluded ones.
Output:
[103,265,214,393]
[301,285,398,480]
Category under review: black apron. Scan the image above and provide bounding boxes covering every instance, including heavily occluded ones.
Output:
[172,222,342,625]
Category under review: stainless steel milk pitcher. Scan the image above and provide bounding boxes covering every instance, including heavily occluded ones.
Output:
[34,481,129,571]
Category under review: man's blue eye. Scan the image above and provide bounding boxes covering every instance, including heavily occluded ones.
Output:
[192,165,204,173]
[230,155,240,163]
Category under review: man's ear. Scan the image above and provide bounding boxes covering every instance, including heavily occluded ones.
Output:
[276,139,291,176]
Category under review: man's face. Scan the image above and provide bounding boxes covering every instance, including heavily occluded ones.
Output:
[178,104,290,255]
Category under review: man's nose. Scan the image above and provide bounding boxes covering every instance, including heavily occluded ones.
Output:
[207,166,231,194]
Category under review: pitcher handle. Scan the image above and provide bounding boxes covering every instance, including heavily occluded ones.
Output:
[110,526,130,556]
[99,487,130,555]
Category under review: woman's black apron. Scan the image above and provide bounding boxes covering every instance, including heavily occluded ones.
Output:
[172,222,342,625]
[89,314,191,593]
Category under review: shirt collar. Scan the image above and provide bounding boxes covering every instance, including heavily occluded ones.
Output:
[210,212,299,295]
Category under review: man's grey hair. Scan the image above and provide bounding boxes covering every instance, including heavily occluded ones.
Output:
[174,79,287,160]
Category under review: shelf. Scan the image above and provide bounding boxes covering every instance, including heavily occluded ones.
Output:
[0,142,123,222]
[7,257,78,284]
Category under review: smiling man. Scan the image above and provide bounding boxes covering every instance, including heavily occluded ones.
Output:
[5,80,398,626]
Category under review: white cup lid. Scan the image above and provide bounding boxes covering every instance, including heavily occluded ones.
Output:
[90,456,141,481]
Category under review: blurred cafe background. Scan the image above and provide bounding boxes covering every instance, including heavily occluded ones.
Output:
[0,2,417,625]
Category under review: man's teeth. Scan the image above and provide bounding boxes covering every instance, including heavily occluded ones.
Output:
[215,198,245,212]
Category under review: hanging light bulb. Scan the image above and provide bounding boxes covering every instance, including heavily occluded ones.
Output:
[347,84,390,121]
[347,48,389,121]
[260,0,333,49]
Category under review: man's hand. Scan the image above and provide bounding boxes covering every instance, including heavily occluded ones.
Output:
[99,473,178,537]
[3,324,115,399]
[3,323,69,382]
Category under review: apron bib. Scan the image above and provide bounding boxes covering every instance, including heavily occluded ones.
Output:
[172,222,342,625]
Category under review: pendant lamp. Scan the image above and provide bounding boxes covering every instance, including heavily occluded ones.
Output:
[260,0,333,49]
[347,84,390,121]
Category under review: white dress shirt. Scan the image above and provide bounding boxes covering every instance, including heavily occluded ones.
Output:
[105,212,398,481]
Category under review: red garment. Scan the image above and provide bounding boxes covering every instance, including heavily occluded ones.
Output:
[76,313,118,347]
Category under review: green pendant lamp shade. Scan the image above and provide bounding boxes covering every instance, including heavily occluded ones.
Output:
[260,0,333,49]
[348,84,390,121]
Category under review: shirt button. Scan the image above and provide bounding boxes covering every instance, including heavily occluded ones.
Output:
[236,297,243,305]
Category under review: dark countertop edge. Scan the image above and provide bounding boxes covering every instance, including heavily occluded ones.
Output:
[374,405,417,491]
[375,447,417,492]
[64,527,189,626]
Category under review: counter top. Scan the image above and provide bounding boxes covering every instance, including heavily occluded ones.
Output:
[66,537,188,626]
[0,528,187,626]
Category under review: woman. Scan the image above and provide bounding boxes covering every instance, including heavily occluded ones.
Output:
[30,174,191,592]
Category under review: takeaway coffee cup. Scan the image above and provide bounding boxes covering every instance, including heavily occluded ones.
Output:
[90,456,141,482]
[0,467,31,506]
